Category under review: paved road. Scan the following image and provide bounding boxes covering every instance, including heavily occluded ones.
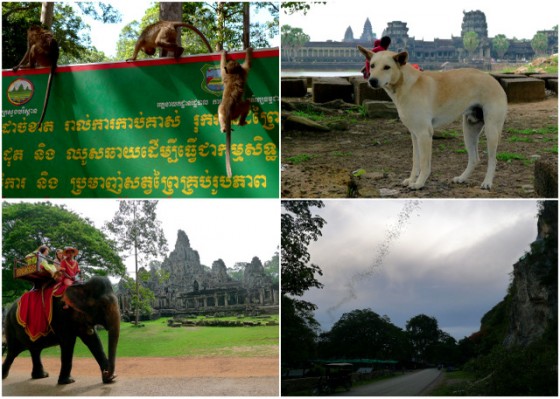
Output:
[335,369,442,396]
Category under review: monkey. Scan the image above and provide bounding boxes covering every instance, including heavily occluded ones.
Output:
[13,26,59,127]
[218,47,253,178]
[127,21,212,62]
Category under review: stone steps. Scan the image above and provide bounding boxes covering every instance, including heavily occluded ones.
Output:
[281,71,557,105]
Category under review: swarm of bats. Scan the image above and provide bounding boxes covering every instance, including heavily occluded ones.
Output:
[12,21,254,178]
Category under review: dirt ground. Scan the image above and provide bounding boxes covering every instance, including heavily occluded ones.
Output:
[2,356,279,396]
[281,95,558,198]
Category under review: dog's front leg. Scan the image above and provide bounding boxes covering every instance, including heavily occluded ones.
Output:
[402,133,420,187]
[406,129,432,190]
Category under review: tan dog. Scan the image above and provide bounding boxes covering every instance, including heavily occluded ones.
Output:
[358,47,507,190]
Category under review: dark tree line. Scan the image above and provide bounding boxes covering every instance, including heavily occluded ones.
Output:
[284,308,465,368]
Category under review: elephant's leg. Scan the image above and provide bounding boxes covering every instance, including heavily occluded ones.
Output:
[30,348,49,379]
[2,330,27,379]
[2,344,24,379]
[79,332,115,383]
[57,335,76,384]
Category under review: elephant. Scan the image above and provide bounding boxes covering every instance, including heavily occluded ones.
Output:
[2,276,120,384]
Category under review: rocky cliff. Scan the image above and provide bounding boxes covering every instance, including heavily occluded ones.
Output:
[502,201,557,347]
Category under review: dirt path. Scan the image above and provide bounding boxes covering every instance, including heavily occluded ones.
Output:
[2,356,278,396]
[281,96,557,198]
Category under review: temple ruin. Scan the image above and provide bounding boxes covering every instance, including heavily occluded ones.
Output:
[282,10,558,71]
[117,230,278,318]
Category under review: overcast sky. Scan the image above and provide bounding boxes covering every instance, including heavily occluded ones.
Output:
[4,199,279,276]
[282,0,558,43]
[300,200,539,340]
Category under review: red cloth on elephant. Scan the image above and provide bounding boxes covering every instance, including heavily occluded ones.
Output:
[16,282,66,342]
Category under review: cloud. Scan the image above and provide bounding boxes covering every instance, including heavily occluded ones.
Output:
[303,200,538,339]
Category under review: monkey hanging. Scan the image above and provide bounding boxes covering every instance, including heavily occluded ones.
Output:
[218,47,253,178]
[127,21,212,61]
[13,26,59,127]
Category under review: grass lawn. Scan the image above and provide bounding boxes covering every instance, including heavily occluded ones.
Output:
[430,370,474,396]
[33,316,279,358]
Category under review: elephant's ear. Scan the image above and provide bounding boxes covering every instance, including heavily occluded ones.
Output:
[63,285,93,313]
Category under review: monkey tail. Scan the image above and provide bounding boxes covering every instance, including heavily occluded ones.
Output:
[38,40,58,128]
[37,64,56,128]
[175,23,213,53]
[225,120,232,178]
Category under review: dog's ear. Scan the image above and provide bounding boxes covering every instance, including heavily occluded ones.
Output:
[393,52,408,66]
[357,45,373,61]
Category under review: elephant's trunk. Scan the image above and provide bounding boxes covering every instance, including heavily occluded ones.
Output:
[103,299,120,383]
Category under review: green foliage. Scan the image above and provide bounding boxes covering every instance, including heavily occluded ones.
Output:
[228,261,248,282]
[464,339,557,395]
[475,298,511,355]
[286,153,317,164]
[281,200,325,299]
[429,370,475,396]
[462,31,479,56]
[321,309,410,362]
[506,125,558,135]
[496,152,526,162]
[292,109,324,121]
[406,314,441,363]
[492,34,510,58]
[115,2,278,60]
[1,2,119,67]
[281,24,310,47]
[2,202,124,301]
[531,32,549,55]
[120,274,155,316]
[281,199,324,362]
[226,253,278,285]
[105,201,168,267]
[105,200,168,325]
[76,2,122,24]
[281,24,310,62]
[281,295,320,366]
[264,252,279,285]
[281,2,326,15]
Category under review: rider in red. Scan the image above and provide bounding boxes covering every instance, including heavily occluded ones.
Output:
[59,247,80,286]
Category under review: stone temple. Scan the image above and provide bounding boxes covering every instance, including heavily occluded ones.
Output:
[117,230,278,318]
[282,10,558,71]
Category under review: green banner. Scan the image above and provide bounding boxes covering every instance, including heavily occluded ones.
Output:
[2,49,279,198]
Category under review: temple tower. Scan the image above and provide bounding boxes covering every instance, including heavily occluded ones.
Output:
[359,18,376,43]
